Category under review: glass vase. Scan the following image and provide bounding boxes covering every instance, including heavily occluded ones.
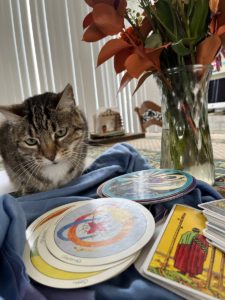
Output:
[160,64,215,185]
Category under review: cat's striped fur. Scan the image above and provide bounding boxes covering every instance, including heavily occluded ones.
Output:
[0,84,88,195]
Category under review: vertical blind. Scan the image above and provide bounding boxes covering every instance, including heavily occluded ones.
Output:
[0,0,161,133]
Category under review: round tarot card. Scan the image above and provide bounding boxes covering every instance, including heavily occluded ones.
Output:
[23,226,139,289]
[45,198,155,266]
[100,169,195,203]
[26,201,129,272]
[37,227,133,272]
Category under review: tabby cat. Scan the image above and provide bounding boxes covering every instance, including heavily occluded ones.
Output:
[0,84,88,195]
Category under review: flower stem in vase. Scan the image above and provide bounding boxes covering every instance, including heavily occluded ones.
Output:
[160,65,215,185]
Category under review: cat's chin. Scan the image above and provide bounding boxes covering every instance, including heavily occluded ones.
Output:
[41,160,71,187]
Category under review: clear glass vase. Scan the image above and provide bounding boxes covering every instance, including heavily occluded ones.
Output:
[160,64,215,185]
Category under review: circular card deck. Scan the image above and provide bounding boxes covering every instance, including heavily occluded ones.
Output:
[23,227,140,288]
[37,228,133,272]
[100,169,195,203]
[45,198,155,266]
[26,201,129,273]
[137,177,197,205]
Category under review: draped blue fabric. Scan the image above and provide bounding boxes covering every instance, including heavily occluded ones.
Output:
[0,143,222,300]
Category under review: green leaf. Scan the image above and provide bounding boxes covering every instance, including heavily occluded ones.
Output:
[145,33,162,49]
[187,0,195,18]
[189,0,209,41]
[152,0,178,42]
[181,37,197,46]
[171,40,191,56]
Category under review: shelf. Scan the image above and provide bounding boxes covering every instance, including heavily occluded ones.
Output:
[88,133,145,145]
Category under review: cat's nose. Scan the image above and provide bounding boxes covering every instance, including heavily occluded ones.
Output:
[42,147,56,162]
[45,152,56,162]
[41,142,57,162]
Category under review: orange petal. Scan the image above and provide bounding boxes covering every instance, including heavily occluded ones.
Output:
[132,71,153,95]
[145,45,170,70]
[209,0,220,13]
[209,17,216,34]
[146,49,164,70]
[196,35,221,64]
[97,39,132,66]
[217,1,225,28]
[114,48,132,73]
[83,12,93,29]
[124,53,155,78]
[117,0,127,17]
[140,17,153,38]
[85,0,115,7]
[92,3,124,35]
[84,0,94,7]
[217,24,225,37]
[220,33,225,46]
[145,43,170,53]
[118,72,132,92]
[82,24,106,42]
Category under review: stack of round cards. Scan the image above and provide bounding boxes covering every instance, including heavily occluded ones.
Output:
[97,169,196,204]
[23,198,155,288]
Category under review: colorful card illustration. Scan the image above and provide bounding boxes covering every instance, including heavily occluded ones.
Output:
[26,201,90,239]
[199,199,225,219]
[37,228,131,272]
[101,169,195,203]
[23,200,141,288]
[143,205,225,300]
[45,198,155,266]
[23,226,139,289]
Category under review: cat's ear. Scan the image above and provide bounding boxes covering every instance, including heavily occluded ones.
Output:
[0,105,23,125]
[57,84,76,111]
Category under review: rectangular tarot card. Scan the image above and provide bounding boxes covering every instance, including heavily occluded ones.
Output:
[142,205,225,300]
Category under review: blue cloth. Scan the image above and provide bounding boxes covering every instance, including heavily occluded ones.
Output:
[0,143,222,300]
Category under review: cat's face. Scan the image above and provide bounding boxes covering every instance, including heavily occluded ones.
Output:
[0,84,88,193]
[15,101,86,167]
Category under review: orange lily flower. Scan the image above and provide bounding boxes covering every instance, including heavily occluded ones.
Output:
[96,25,169,90]
[82,0,127,42]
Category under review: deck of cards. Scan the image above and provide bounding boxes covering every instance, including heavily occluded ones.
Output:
[135,204,225,300]
[23,198,155,288]
[199,199,225,253]
[97,169,196,204]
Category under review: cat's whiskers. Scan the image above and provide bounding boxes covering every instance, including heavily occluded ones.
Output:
[25,163,41,190]
[13,161,38,178]
[68,151,86,173]
[14,161,38,179]
[13,159,37,172]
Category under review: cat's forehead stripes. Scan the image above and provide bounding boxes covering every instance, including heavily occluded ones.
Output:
[31,105,50,131]
[24,94,57,133]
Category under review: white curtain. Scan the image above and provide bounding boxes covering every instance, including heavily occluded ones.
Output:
[0,0,161,132]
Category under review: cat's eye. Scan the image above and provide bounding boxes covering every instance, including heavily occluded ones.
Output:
[25,138,38,146]
[55,128,67,138]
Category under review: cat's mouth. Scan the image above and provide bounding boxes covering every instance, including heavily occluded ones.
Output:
[41,154,63,166]
[40,159,61,167]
